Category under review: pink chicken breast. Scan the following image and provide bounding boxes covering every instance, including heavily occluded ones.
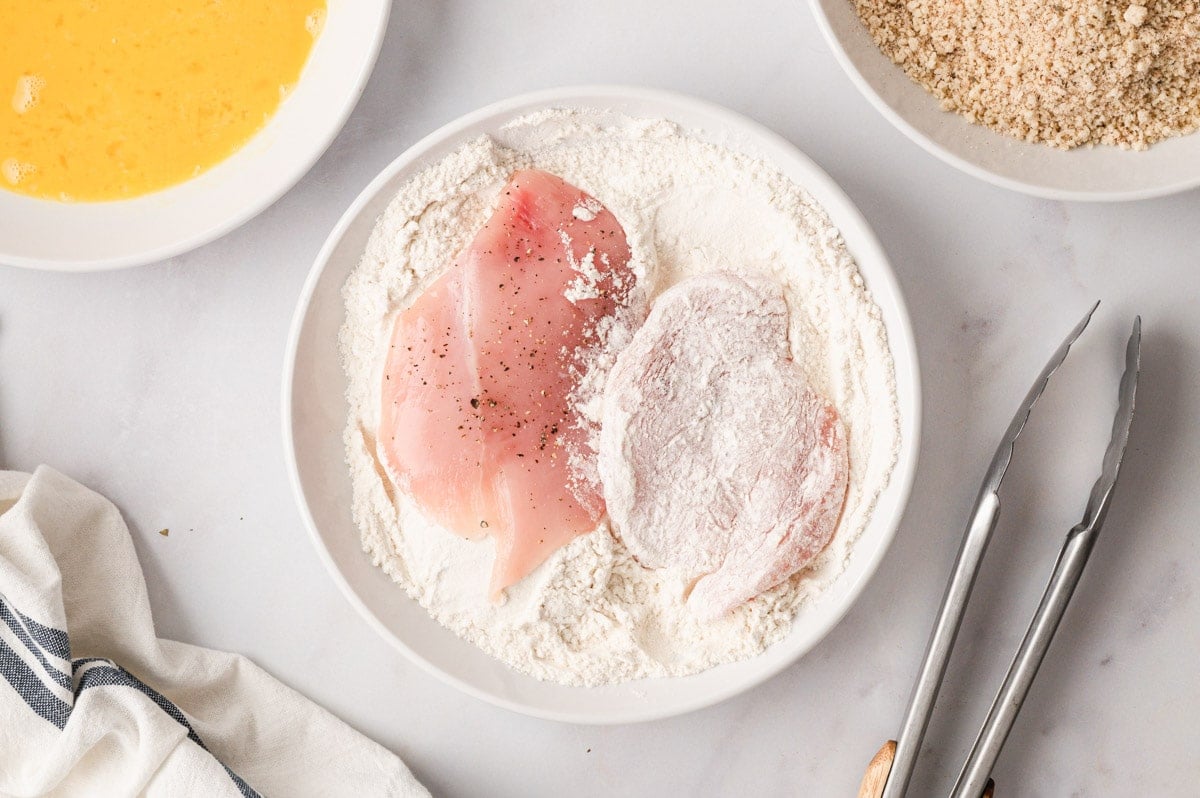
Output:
[379,169,634,597]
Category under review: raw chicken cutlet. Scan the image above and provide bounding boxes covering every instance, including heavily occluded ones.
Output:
[598,272,849,620]
[379,169,634,597]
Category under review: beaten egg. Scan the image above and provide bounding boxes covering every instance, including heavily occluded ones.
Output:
[1,0,325,202]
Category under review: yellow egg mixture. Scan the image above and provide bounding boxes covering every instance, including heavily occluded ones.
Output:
[1,0,325,201]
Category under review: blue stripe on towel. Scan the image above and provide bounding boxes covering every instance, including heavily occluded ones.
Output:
[0,598,72,690]
[12,604,71,661]
[0,637,71,728]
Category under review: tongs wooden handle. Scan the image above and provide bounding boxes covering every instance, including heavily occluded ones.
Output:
[856,741,897,798]
[859,308,1141,797]
[856,742,993,798]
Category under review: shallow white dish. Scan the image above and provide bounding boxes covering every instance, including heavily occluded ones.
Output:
[810,0,1200,201]
[0,0,390,271]
[283,86,921,724]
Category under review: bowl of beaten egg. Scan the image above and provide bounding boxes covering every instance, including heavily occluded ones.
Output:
[0,1,390,270]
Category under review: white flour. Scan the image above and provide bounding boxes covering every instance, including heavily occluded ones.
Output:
[340,109,900,686]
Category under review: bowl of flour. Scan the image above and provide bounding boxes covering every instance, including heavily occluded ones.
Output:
[284,86,920,723]
[811,0,1200,200]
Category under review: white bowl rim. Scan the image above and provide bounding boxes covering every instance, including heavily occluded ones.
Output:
[807,0,1200,203]
[282,84,922,724]
[0,2,392,272]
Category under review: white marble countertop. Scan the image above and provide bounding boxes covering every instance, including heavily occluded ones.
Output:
[2,2,1197,795]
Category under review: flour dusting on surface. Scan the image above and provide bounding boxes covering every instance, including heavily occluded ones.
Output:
[340,109,901,686]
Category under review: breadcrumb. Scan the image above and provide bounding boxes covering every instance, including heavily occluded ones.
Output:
[852,0,1200,149]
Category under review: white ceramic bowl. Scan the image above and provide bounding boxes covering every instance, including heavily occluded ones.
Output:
[0,1,390,271]
[283,86,921,724]
[810,0,1200,201]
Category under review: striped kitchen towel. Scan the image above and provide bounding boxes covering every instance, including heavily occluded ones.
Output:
[0,467,429,797]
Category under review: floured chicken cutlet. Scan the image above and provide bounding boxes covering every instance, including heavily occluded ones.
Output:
[599,272,848,620]
[379,169,634,597]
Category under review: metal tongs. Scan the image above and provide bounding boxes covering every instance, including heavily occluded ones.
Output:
[859,304,1142,798]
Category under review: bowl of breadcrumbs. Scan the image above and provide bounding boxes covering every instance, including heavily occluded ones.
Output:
[811,0,1200,200]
